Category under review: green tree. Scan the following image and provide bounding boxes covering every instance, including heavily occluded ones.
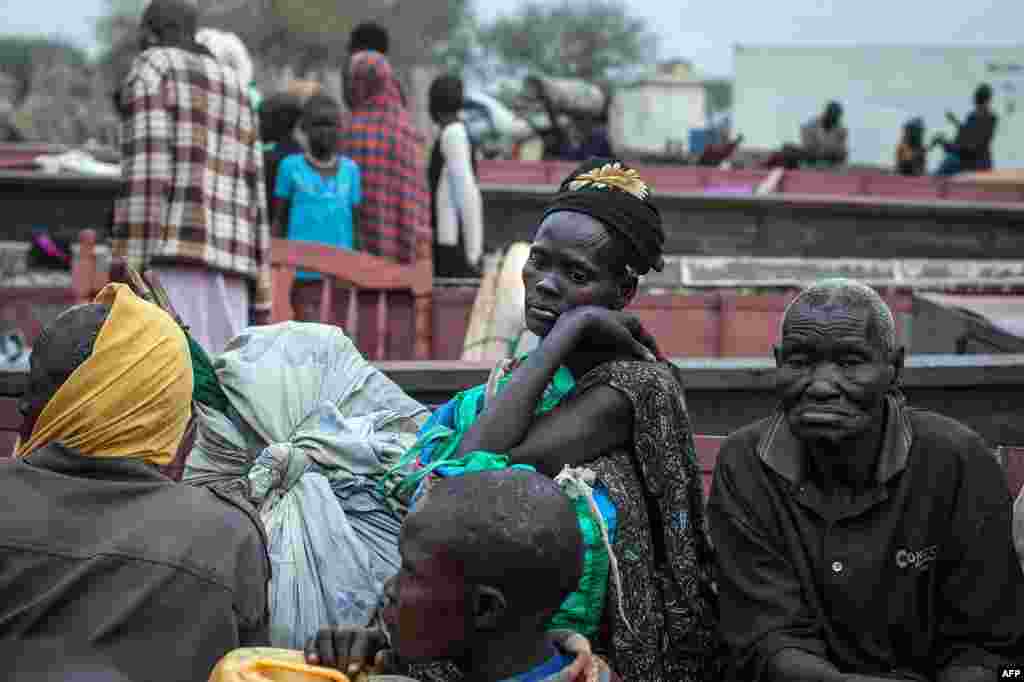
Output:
[201,0,470,73]
[481,0,658,83]
[431,0,480,73]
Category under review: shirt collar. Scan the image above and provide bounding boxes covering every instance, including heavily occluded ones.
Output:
[757,393,913,486]
[22,441,170,483]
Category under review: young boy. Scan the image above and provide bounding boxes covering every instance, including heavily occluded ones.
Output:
[304,469,620,682]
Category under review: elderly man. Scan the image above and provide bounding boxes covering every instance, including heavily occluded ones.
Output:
[0,284,269,682]
[708,279,1024,682]
[112,0,271,353]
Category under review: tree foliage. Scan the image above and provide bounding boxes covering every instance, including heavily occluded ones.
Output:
[481,0,658,83]
[200,0,466,74]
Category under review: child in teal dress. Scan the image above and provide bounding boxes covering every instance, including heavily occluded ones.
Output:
[272,94,361,319]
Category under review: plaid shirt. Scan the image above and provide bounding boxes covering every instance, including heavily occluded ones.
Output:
[341,51,430,264]
[112,47,271,312]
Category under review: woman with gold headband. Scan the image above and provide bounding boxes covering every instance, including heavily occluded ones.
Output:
[0,284,270,682]
[377,159,722,681]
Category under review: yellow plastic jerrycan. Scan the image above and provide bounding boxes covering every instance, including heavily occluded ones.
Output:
[208,648,357,682]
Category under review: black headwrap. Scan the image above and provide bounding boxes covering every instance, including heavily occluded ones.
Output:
[543,157,665,274]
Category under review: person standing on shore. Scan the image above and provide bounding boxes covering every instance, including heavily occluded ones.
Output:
[112,0,271,353]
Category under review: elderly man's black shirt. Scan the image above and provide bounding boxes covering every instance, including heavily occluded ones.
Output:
[708,401,1024,680]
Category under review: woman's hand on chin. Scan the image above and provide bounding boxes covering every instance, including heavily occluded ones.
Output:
[550,306,658,364]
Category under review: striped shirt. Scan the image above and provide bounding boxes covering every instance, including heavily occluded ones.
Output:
[112,47,271,312]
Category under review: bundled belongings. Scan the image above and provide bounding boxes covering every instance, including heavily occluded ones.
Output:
[184,322,429,649]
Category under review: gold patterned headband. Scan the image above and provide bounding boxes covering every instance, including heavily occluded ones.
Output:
[566,162,650,201]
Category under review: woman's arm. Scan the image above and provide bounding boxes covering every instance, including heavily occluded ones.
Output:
[506,384,632,476]
[455,308,655,470]
[456,322,580,460]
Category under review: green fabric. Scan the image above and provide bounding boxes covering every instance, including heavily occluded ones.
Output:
[546,492,611,636]
[186,333,229,413]
[250,84,263,112]
[386,355,611,637]
[386,359,574,499]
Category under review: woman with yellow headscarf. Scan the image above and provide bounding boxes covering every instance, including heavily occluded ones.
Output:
[0,283,272,682]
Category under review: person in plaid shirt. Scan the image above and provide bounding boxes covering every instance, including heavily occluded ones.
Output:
[112,0,271,353]
[340,50,430,265]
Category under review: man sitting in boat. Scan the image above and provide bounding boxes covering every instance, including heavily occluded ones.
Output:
[799,100,848,168]
[384,158,721,682]
[0,284,270,681]
[304,469,621,682]
[708,278,1024,682]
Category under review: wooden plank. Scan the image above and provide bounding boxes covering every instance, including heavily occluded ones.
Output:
[70,229,98,303]
[318,276,335,325]
[346,285,360,344]
[272,240,433,295]
[375,291,388,362]
[270,264,297,323]
[413,293,433,361]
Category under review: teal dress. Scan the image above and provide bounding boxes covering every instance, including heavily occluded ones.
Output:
[274,154,361,281]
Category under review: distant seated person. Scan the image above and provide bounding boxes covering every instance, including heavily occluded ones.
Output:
[935,83,998,177]
[798,100,848,167]
[698,130,744,167]
[895,117,927,176]
[708,279,1024,682]
[0,284,270,682]
[305,469,621,682]
[761,101,847,170]
[273,94,361,319]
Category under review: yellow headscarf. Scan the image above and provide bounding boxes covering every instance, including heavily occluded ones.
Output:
[17,283,193,465]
